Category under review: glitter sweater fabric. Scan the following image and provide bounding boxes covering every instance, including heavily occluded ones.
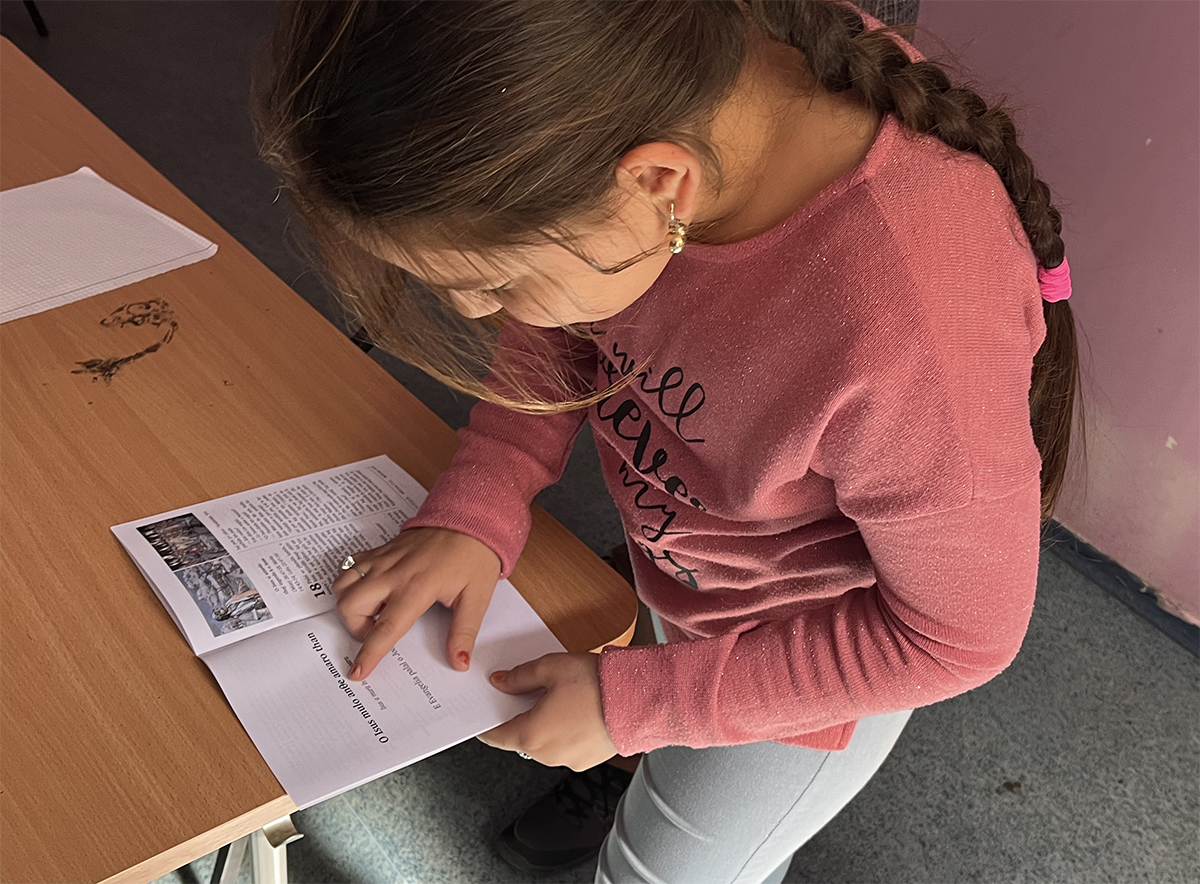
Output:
[402,10,1048,755]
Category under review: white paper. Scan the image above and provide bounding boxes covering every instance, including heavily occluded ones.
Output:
[0,166,217,323]
[203,593,567,809]
[112,456,429,656]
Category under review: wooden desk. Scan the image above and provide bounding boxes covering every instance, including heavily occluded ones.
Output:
[0,37,636,884]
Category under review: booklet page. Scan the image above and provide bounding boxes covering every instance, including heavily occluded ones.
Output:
[202,582,568,809]
[112,456,427,655]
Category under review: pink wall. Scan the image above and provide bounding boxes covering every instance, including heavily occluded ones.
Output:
[914,1,1199,620]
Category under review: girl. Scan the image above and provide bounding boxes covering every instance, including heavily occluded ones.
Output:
[252,1,1080,881]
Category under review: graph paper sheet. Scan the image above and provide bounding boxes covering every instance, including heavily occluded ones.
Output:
[0,166,217,323]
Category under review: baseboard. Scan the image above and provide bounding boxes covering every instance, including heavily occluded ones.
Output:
[1041,520,1199,657]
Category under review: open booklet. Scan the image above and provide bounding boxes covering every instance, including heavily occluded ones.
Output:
[112,455,567,809]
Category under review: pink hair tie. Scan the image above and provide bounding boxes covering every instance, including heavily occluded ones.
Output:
[1037,255,1072,303]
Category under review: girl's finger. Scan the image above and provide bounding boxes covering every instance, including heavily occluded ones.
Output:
[446,582,493,670]
[338,608,375,645]
[334,576,390,640]
[331,554,370,593]
[490,655,553,694]
[348,583,438,679]
[478,710,532,754]
[348,617,375,643]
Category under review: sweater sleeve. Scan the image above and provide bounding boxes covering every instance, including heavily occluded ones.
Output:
[596,476,1041,754]
[401,324,595,579]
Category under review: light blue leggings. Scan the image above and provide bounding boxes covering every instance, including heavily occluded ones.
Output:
[595,611,913,884]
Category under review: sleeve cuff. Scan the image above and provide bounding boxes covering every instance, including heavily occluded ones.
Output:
[402,500,529,580]
[596,637,740,755]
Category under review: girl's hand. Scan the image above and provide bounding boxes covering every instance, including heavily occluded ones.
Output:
[331,527,501,680]
[478,652,619,771]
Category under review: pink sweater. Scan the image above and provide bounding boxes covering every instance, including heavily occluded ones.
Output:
[403,11,1047,756]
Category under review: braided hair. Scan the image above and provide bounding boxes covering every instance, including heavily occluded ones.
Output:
[748,1,1081,521]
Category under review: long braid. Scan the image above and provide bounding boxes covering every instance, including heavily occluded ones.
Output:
[748,0,1081,521]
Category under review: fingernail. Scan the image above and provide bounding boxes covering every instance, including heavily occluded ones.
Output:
[457,650,470,668]
[490,670,506,683]
[350,664,362,680]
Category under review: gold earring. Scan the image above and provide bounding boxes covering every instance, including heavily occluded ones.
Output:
[667,202,688,254]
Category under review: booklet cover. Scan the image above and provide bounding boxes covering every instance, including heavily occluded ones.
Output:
[112,455,566,808]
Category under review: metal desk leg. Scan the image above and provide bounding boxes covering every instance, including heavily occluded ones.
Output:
[210,836,249,884]
[208,816,302,884]
[249,815,303,884]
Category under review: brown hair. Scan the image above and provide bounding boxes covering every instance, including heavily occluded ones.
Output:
[251,0,1082,521]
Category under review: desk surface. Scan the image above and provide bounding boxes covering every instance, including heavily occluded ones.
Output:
[0,37,635,884]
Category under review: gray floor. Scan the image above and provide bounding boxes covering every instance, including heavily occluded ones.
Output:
[3,3,1196,883]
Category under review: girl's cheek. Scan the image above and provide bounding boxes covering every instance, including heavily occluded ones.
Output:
[450,292,503,319]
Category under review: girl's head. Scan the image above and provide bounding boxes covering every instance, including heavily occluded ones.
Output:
[252,0,1082,521]
[254,1,746,332]
[352,135,696,330]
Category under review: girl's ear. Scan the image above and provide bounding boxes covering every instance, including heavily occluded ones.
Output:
[614,142,704,225]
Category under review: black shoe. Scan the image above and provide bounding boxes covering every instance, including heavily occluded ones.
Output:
[494,762,635,874]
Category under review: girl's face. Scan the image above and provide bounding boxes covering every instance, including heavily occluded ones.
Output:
[364,143,703,327]
[370,206,674,328]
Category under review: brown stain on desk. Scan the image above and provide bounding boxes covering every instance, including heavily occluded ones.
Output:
[72,298,178,383]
